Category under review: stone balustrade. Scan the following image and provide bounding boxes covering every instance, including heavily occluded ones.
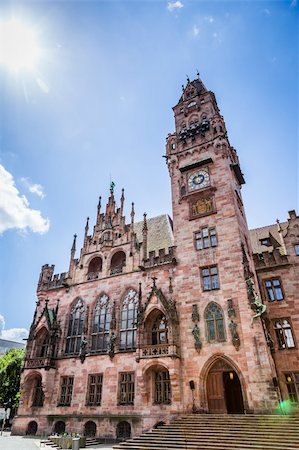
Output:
[140,343,179,359]
[24,357,56,369]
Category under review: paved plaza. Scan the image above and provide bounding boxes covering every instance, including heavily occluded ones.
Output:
[0,432,114,450]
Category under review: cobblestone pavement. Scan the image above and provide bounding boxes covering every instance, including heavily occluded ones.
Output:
[0,432,114,450]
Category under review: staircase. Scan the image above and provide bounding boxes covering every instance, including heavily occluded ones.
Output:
[113,414,299,450]
[42,436,101,448]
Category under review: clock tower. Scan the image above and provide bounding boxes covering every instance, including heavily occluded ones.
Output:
[166,76,279,413]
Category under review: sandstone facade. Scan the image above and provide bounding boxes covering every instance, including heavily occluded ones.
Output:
[13,77,297,440]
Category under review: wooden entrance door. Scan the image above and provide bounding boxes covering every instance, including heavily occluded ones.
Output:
[207,371,227,413]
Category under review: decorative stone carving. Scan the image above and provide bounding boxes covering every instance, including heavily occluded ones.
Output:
[191,304,200,323]
[108,332,116,359]
[190,196,214,218]
[246,277,267,327]
[79,336,87,363]
[227,299,236,318]
[229,320,240,350]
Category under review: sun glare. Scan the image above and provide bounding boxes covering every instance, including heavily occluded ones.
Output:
[0,19,41,72]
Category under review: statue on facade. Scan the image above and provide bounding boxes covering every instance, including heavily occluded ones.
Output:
[108,332,116,359]
[192,324,202,352]
[79,337,87,363]
[229,320,240,350]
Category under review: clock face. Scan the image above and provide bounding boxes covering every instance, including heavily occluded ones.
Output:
[188,170,210,191]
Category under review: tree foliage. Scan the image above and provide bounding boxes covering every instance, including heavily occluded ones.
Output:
[0,348,25,411]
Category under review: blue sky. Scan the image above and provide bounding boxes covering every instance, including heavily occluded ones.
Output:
[0,0,297,340]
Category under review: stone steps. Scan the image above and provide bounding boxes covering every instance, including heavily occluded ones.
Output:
[113,414,299,450]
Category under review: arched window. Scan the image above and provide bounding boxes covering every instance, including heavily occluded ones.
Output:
[32,377,44,407]
[65,299,85,355]
[205,303,225,342]
[91,294,111,352]
[87,257,102,280]
[119,289,138,350]
[154,369,171,404]
[110,251,126,275]
[34,328,49,357]
[151,314,168,345]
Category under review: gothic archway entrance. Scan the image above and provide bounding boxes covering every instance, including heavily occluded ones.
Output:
[206,359,244,414]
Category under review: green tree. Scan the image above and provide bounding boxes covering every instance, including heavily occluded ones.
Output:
[0,348,25,413]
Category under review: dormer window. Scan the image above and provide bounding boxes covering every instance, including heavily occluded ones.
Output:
[187,101,196,108]
[260,238,271,247]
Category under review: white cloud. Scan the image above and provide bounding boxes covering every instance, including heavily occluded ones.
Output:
[21,177,45,199]
[0,314,5,332]
[0,164,50,234]
[192,25,200,37]
[0,314,28,343]
[1,328,28,343]
[204,16,214,23]
[29,183,45,198]
[167,1,184,12]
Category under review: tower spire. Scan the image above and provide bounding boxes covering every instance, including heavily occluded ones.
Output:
[120,188,125,215]
[96,196,101,226]
[69,233,77,275]
[84,217,89,247]
[142,212,148,261]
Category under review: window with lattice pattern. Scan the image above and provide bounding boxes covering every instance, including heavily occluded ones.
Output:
[59,376,74,406]
[154,370,171,404]
[195,227,217,250]
[285,373,299,402]
[201,266,219,291]
[118,372,134,405]
[86,374,103,406]
[274,319,295,349]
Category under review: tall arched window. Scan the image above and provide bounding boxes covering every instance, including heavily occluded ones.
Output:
[91,294,111,352]
[35,328,49,357]
[119,289,138,350]
[152,314,168,345]
[32,377,44,407]
[65,298,85,354]
[205,302,225,342]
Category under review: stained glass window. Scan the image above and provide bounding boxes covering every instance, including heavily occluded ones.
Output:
[205,303,225,342]
[91,294,111,352]
[65,299,85,355]
[119,289,138,350]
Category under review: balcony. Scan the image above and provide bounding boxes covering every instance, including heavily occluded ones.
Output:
[24,357,56,370]
[140,343,179,359]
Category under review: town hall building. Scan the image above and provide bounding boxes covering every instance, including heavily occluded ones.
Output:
[12,77,299,439]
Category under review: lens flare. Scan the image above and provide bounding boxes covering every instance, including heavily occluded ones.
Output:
[0,19,41,72]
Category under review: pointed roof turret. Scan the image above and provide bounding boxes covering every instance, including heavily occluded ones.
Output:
[96,196,102,226]
[120,188,125,215]
[177,73,208,105]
